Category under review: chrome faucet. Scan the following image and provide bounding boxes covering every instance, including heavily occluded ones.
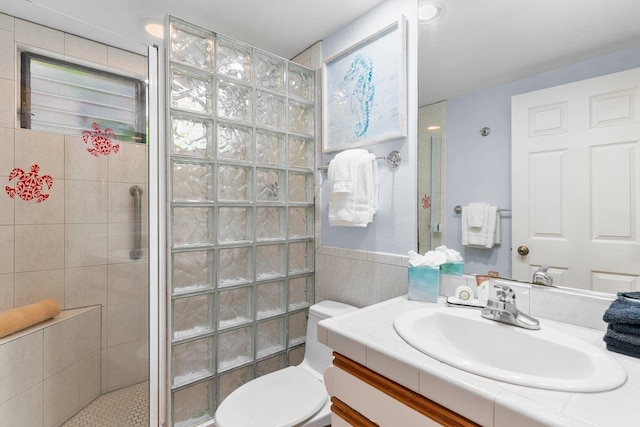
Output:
[532,265,554,286]
[481,284,540,330]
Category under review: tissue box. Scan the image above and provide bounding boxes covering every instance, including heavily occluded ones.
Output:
[407,266,440,303]
[440,262,464,275]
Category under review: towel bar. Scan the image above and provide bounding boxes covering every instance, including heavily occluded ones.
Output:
[453,205,511,214]
[317,150,401,176]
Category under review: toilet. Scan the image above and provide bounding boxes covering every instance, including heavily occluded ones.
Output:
[214,300,357,427]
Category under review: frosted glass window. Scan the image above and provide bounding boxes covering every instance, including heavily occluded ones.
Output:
[20,52,146,142]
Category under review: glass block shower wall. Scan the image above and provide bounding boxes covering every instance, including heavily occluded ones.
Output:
[167,17,316,427]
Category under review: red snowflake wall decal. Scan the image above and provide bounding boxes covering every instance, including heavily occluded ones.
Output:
[5,164,53,203]
[422,194,431,209]
[82,122,119,157]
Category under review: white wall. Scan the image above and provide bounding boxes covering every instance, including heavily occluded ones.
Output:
[445,44,640,278]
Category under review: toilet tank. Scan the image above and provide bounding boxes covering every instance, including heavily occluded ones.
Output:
[303,300,357,375]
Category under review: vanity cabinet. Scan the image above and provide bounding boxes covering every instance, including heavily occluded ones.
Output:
[327,353,480,427]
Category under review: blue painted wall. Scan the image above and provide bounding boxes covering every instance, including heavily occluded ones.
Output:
[320,0,419,255]
[446,44,640,277]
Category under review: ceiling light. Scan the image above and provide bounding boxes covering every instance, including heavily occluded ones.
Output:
[138,18,164,39]
[427,125,441,131]
[419,3,445,24]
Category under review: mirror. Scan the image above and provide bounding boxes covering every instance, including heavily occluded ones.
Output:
[417,0,640,292]
[417,101,445,254]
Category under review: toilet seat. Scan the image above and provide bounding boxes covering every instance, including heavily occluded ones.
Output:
[214,366,328,427]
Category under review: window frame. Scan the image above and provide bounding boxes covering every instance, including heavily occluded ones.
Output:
[20,51,147,143]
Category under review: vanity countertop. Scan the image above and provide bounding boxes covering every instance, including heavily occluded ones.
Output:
[318,296,640,427]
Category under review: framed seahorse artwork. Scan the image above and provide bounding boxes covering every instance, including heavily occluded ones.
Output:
[322,15,407,153]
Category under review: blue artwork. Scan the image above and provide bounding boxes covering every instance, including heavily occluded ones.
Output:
[323,18,406,152]
[341,53,375,137]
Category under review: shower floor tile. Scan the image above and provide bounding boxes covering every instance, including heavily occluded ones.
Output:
[62,381,149,427]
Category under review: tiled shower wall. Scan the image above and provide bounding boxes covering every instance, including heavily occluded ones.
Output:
[167,17,316,426]
[0,13,149,393]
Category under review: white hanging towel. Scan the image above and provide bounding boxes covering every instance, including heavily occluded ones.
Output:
[328,149,378,227]
[462,204,500,248]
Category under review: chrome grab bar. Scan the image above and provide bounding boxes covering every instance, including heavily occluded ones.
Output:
[129,185,143,260]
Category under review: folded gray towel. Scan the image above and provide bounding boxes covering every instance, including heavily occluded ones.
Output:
[602,294,640,325]
[603,325,640,358]
[620,291,640,300]
[611,322,640,336]
[606,342,640,359]
[605,325,640,346]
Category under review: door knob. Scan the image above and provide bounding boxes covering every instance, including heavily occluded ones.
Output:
[517,245,529,256]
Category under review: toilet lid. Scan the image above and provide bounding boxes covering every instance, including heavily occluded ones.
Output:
[214,366,327,427]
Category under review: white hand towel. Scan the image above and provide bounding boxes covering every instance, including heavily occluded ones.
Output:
[328,149,378,227]
[462,204,500,248]
[467,202,489,227]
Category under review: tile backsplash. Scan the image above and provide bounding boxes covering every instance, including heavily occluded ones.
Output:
[315,245,615,332]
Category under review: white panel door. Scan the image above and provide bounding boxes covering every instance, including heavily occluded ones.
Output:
[512,68,640,292]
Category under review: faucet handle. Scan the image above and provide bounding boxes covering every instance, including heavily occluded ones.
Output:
[494,284,516,304]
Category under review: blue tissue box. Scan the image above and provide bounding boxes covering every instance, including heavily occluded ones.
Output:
[407,266,440,303]
[440,262,464,275]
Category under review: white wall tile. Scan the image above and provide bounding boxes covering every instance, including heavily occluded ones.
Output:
[43,308,100,378]
[0,78,15,128]
[107,47,147,78]
[65,223,108,267]
[0,383,43,427]
[0,13,14,32]
[14,130,65,179]
[106,340,148,391]
[0,330,43,405]
[43,350,100,427]
[0,274,13,311]
[107,262,148,305]
[0,226,13,274]
[107,142,148,183]
[64,135,108,181]
[64,34,108,66]
[14,178,63,225]
[0,176,15,225]
[0,29,14,81]
[65,180,108,223]
[108,182,148,224]
[107,301,145,346]
[65,265,108,308]
[14,225,64,272]
[380,263,408,301]
[14,269,64,308]
[0,127,14,174]
[14,19,63,53]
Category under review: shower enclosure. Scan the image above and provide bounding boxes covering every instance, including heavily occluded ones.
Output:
[166,17,317,426]
[0,14,151,427]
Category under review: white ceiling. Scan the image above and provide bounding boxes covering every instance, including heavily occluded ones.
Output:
[2,0,640,107]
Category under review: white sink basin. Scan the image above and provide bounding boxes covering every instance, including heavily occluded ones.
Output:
[393,306,627,392]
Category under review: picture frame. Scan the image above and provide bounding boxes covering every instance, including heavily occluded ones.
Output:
[322,15,407,153]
